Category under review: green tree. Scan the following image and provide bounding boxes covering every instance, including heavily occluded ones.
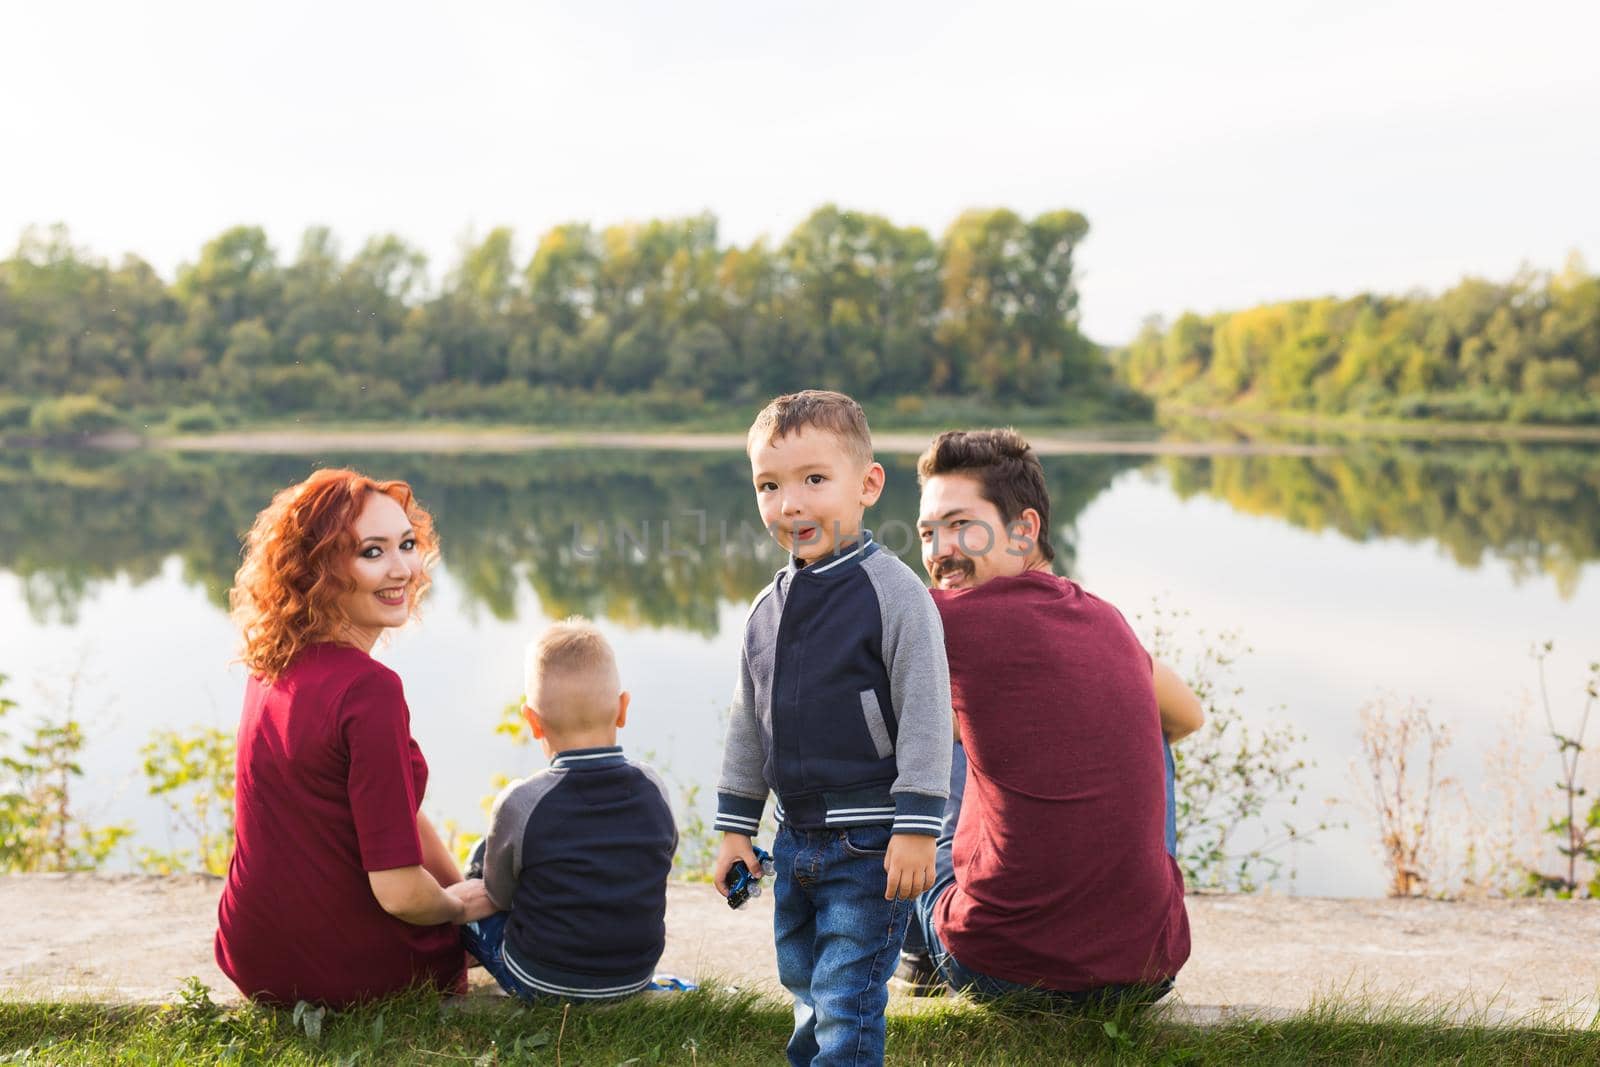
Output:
[1120,257,1600,425]
[174,226,282,340]
[780,205,939,395]
[937,208,1093,399]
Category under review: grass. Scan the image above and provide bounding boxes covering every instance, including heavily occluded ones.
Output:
[3,981,1598,1066]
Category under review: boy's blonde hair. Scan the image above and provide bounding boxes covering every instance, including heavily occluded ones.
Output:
[746,390,874,467]
[524,617,621,733]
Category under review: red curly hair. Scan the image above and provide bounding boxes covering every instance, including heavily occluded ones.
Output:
[230,468,439,681]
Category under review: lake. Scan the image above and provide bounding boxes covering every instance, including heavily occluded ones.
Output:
[4,437,1599,897]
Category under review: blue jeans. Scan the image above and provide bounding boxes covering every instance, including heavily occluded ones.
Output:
[460,911,538,1002]
[912,881,1172,1008]
[773,823,913,1067]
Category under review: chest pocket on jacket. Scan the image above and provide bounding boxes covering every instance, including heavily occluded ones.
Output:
[859,690,895,759]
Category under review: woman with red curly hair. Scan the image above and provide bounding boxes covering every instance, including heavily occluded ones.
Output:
[214,468,493,1006]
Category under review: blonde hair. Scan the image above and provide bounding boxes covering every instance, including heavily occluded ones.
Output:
[524,617,621,732]
[746,389,874,467]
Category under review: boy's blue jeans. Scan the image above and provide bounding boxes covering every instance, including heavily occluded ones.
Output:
[458,842,539,1002]
[773,823,913,1067]
[460,911,538,1002]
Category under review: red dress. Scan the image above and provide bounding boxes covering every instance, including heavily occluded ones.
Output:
[215,643,465,1006]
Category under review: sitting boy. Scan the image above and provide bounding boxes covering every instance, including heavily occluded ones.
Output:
[712,390,953,1065]
[462,618,678,1001]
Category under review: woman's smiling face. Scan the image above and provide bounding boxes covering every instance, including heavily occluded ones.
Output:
[338,491,423,650]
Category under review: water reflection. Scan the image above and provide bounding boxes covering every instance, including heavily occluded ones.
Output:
[4,442,1599,631]
[1160,443,1600,597]
[0,448,1142,631]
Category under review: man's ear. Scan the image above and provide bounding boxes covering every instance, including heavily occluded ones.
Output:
[521,702,547,740]
[615,690,631,729]
[1019,506,1043,543]
[860,461,886,507]
[1006,507,1044,558]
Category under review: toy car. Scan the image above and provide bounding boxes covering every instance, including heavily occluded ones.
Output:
[725,845,773,909]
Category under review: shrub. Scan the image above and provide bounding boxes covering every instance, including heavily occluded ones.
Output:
[251,365,341,413]
[163,404,225,434]
[1524,642,1600,897]
[0,673,133,872]
[0,394,33,431]
[1139,604,1338,892]
[1390,391,1508,422]
[27,395,125,437]
[414,380,547,420]
[137,726,237,876]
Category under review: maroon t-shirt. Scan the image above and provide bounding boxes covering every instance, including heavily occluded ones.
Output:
[214,643,465,1006]
[932,571,1190,991]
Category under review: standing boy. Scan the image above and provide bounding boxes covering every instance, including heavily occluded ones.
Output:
[713,390,953,1066]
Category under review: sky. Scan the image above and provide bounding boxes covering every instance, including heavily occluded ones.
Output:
[3,0,1597,344]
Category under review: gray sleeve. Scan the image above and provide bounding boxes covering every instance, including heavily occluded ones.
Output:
[868,554,954,803]
[717,639,766,798]
[481,771,564,910]
[715,584,779,835]
[637,762,681,854]
[636,764,681,857]
[714,632,770,833]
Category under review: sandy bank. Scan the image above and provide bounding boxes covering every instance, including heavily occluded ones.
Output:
[3,875,1595,1025]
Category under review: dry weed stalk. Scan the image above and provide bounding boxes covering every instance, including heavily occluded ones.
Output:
[1455,699,1548,898]
[1355,697,1455,897]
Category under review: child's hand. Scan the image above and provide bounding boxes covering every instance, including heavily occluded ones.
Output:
[445,877,498,923]
[884,833,936,900]
[712,833,761,897]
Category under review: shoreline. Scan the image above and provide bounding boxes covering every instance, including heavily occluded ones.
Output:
[9,412,1600,454]
[82,427,1338,457]
[4,875,1596,1024]
[1163,405,1600,444]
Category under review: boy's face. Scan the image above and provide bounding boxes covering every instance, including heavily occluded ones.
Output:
[918,472,1042,590]
[750,427,885,563]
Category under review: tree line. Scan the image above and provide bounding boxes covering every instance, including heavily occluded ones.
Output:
[0,206,1152,433]
[1117,254,1600,425]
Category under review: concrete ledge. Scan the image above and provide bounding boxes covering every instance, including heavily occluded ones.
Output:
[3,875,1596,1025]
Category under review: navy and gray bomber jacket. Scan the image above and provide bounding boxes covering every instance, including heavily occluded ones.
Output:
[715,533,954,837]
[482,746,677,999]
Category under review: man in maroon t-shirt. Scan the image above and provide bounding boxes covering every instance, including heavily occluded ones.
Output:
[904,429,1204,1004]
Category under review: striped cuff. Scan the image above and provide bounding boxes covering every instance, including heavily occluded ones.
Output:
[714,791,766,836]
[891,791,946,837]
[502,944,654,1001]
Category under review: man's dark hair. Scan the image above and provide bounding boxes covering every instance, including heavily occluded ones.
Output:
[916,428,1055,563]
